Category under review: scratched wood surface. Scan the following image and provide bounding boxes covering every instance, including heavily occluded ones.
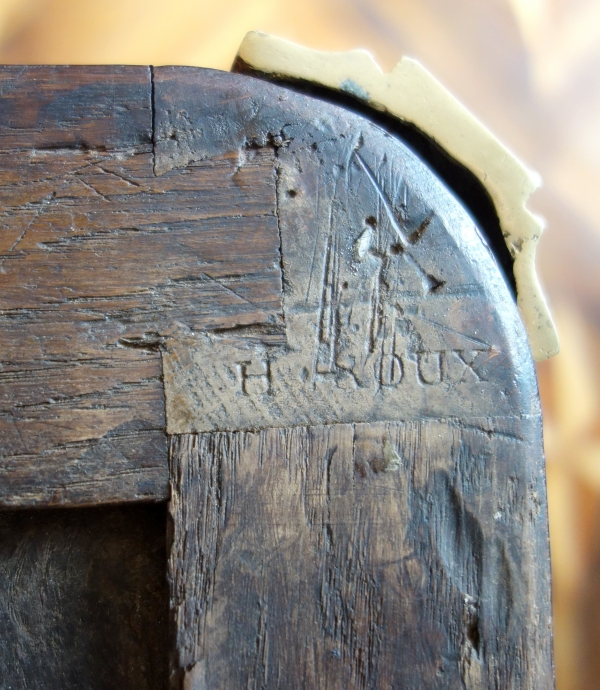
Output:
[0,67,553,688]
[0,66,282,508]
[169,421,551,690]
[161,70,553,688]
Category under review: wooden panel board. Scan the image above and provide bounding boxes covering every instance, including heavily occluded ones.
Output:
[169,422,552,689]
[0,67,283,507]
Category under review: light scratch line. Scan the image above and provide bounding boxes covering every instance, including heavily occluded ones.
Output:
[413,312,491,348]
[353,151,409,247]
[0,192,55,268]
[201,272,268,314]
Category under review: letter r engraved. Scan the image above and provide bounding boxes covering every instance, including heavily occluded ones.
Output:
[238,359,271,396]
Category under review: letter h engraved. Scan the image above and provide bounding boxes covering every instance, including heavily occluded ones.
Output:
[238,359,271,396]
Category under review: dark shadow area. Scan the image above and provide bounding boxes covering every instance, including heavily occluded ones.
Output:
[0,503,169,690]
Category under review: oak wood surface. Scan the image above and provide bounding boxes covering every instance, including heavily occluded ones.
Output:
[158,68,552,688]
[0,66,282,508]
[169,420,550,689]
[0,66,553,689]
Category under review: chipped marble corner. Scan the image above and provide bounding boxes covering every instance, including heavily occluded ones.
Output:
[234,31,559,361]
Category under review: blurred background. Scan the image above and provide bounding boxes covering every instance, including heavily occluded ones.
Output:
[0,1,598,687]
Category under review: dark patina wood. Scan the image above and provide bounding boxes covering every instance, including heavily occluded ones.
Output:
[0,65,553,689]
[0,66,281,508]
[169,421,548,689]
[0,503,168,690]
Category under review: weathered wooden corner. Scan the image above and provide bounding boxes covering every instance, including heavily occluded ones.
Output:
[0,65,553,689]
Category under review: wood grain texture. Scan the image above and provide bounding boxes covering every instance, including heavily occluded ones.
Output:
[169,421,552,690]
[156,69,553,689]
[0,66,283,507]
[0,65,553,689]
[155,68,537,433]
[0,503,168,689]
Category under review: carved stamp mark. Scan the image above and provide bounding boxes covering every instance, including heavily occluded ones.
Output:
[415,350,488,386]
[416,351,443,386]
[163,135,511,433]
[453,350,488,382]
[163,329,496,433]
[238,359,271,396]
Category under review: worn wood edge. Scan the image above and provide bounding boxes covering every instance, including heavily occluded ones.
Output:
[234,31,559,362]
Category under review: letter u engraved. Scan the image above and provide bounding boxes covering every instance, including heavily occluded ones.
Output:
[416,351,443,385]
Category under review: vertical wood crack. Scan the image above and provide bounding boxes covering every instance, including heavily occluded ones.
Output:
[150,65,157,176]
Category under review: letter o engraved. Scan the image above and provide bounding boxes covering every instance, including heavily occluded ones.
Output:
[163,127,524,434]
[380,353,404,387]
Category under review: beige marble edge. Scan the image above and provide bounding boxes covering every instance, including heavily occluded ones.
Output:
[235,31,558,361]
